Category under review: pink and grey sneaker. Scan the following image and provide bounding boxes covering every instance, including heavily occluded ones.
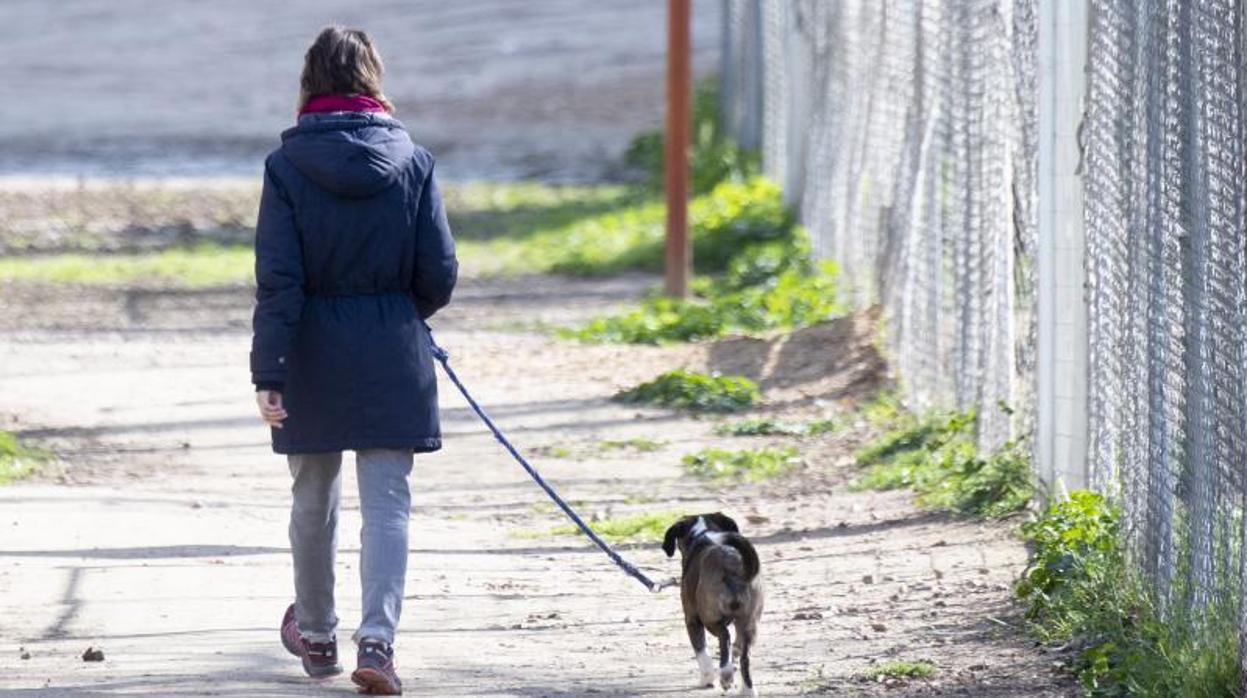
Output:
[351,639,402,695]
[280,603,343,678]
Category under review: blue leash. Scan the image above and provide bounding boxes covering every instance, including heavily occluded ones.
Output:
[424,324,675,594]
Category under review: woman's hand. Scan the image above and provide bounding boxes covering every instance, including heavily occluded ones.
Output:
[256,390,288,429]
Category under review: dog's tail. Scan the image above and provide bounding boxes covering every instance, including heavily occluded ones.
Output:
[721,533,761,611]
[723,533,760,581]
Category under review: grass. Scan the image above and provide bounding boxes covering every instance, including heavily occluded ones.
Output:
[614,370,761,413]
[851,409,1033,519]
[1017,491,1240,695]
[460,177,795,280]
[559,183,848,345]
[861,660,937,681]
[0,243,254,287]
[0,431,50,485]
[714,417,835,437]
[531,510,682,544]
[443,182,635,242]
[681,446,802,482]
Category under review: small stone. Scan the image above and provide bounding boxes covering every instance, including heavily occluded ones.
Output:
[82,647,105,662]
[870,622,888,632]
[19,647,30,660]
[862,574,876,584]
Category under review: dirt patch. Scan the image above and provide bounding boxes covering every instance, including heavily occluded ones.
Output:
[703,308,888,406]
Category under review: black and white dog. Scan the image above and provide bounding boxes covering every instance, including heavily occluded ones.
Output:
[663,512,762,696]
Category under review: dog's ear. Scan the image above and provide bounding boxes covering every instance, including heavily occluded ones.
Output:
[705,511,740,533]
[662,517,692,557]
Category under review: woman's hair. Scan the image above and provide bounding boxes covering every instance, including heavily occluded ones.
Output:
[298,26,394,112]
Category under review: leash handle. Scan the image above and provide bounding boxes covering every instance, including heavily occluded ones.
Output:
[424,323,668,593]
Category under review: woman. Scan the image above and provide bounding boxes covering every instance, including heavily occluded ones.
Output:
[251,26,457,695]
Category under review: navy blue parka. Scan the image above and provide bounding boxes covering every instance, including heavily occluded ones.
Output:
[250,111,458,454]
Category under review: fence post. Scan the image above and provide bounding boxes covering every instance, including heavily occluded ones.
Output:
[1036,0,1090,495]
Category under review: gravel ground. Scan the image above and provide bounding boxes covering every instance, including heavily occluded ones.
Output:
[0,275,1078,696]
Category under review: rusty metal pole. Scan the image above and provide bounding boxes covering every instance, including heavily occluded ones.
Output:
[665,0,692,298]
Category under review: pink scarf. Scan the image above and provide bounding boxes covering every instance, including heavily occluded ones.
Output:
[299,94,388,116]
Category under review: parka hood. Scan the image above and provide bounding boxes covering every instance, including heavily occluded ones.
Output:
[280,113,415,198]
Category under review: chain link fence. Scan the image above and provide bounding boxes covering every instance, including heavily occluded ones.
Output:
[722,0,1247,674]
[1083,0,1247,635]
[722,0,1037,451]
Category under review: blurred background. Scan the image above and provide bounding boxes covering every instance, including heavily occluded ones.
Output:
[0,0,719,180]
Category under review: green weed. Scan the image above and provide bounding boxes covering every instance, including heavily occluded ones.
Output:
[852,410,1033,519]
[623,80,760,195]
[598,437,667,453]
[615,370,760,413]
[861,660,937,680]
[0,432,50,485]
[1017,491,1240,696]
[714,417,836,437]
[681,446,802,482]
[561,185,846,344]
[542,511,682,543]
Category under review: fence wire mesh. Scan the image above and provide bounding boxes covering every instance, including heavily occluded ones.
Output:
[722,0,1037,451]
[723,0,1247,672]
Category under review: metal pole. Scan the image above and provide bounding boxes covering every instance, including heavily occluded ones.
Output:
[666,0,692,298]
[1035,0,1090,495]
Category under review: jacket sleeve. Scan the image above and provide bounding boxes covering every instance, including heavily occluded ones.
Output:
[250,160,306,388]
[411,160,458,319]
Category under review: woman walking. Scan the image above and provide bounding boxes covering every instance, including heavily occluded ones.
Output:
[250,26,457,695]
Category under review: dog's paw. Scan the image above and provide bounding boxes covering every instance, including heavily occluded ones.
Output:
[719,668,736,691]
[735,684,759,697]
[696,651,717,687]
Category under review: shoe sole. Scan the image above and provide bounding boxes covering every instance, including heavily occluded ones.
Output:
[351,667,402,695]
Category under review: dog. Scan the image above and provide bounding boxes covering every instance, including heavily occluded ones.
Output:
[663,512,762,696]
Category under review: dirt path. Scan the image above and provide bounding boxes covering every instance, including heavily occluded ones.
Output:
[0,276,1075,696]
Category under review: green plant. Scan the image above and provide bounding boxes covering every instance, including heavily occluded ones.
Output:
[1017,491,1240,696]
[614,370,760,413]
[851,410,1033,519]
[917,440,1035,519]
[563,258,844,345]
[0,432,49,485]
[598,437,667,453]
[560,178,847,345]
[623,81,760,195]
[682,446,802,482]
[714,417,835,437]
[541,511,682,543]
[861,660,936,681]
[854,411,974,466]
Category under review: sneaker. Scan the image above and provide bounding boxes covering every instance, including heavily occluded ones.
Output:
[351,639,402,695]
[280,603,343,678]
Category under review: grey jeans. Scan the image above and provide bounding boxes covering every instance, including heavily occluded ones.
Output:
[288,449,413,645]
